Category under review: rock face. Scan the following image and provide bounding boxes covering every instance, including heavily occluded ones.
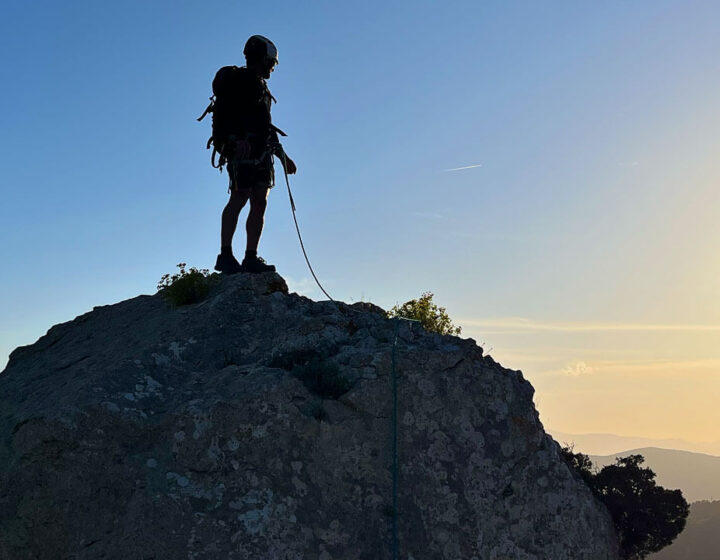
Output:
[0,273,619,559]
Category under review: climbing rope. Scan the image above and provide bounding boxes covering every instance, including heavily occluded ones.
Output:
[280,156,335,303]
[280,155,420,559]
[391,318,401,560]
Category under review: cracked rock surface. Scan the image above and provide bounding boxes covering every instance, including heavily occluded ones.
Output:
[0,273,619,559]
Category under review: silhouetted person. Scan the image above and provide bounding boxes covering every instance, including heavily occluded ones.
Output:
[203,35,296,274]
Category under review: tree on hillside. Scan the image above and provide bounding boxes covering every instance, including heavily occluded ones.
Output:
[561,445,689,559]
[387,291,462,336]
[650,500,720,559]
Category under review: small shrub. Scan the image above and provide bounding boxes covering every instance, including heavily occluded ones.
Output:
[559,443,596,488]
[157,263,219,306]
[387,291,461,336]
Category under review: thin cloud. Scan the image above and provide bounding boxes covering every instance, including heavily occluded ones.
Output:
[412,211,444,219]
[563,361,595,376]
[593,358,720,370]
[548,358,720,378]
[457,317,720,333]
[444,231,476,239]
[443,231,535,242]
[443,163,483,172]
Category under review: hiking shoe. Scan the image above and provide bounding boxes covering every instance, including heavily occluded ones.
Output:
[240,255,276,273]
[214,253,243,274]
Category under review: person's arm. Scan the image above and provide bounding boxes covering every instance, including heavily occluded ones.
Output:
[268,127,296,174]
[283,153,297,174]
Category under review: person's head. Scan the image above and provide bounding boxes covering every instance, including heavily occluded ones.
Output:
[244,35,278,79]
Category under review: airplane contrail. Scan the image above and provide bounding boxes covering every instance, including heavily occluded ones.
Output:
[443,163,483,172]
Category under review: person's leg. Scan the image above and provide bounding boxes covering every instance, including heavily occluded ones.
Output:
[239,186,275,273]
[245,186,270,252]
[216,187,252,273]
[221,188,251,249]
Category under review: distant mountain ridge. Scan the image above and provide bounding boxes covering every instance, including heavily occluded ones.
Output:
[548,428,720,456]
[588,447,720,503]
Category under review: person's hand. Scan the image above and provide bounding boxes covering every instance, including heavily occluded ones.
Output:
[284,155,297,174]
[233,140,252,160]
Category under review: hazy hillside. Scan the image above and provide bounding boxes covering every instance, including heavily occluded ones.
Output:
[589,447,720,503]
[648,500,720,560]
[548,429,720,456]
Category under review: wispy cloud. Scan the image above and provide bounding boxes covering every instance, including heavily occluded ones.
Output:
[458,317,720,333]
[474,345,720,379]
[617,161,639,168]
[443,231,476,239]
[562,361,595,376]
[550,358,720,378]
[443,163,483,172]
[443,231,536,242]
[412,211,444,220]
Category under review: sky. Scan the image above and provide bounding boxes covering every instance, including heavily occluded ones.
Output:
[1,1,719,449]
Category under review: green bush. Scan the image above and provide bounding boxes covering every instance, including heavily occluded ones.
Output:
[387,291,462,336]
[157,263,219,306]
[561,445,689,559]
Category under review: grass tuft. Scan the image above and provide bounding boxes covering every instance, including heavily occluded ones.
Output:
[157,263,220,306]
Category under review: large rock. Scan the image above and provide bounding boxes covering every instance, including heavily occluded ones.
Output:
[0,273,619,559]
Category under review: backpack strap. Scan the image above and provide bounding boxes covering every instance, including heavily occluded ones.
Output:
[205,136,226,171]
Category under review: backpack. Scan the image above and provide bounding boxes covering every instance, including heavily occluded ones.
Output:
[197,66,286,172]
[197,66,238,171]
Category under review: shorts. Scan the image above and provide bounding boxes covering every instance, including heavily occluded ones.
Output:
[224,136,275,192]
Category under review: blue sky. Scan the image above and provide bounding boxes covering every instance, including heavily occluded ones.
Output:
[2,1,719,445]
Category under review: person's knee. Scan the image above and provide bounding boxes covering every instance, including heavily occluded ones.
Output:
[249,193,268,213]
[250,198,267,212]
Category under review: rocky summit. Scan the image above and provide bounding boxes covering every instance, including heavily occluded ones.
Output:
[0,273,619,559]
